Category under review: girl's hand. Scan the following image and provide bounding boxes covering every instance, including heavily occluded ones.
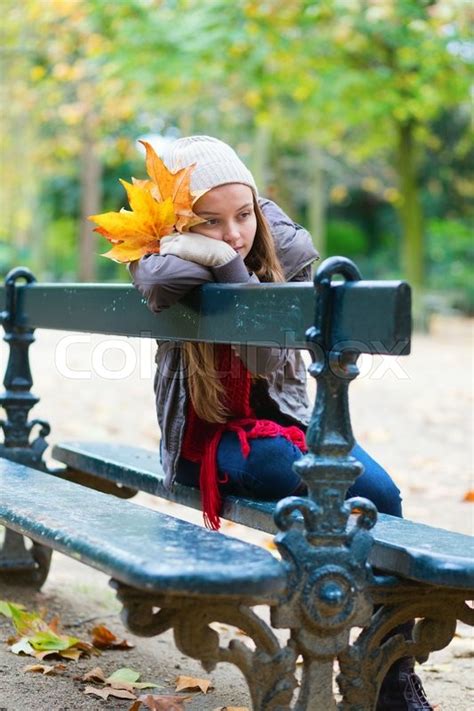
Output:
[160,232,237,267]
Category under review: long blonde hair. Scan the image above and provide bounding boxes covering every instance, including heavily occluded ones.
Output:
[183,198,284,423]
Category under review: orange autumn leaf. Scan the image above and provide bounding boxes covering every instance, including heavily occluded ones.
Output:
[81,666,106,683]
[89,141,204,263]
[91,624,135,650]
[23,662,66,675]
[175,675,213,694]
[139,140,204,232]
[89,183,176,263]
[462,490,474,502]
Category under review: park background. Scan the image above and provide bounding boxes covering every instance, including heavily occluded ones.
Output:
[1,0,473,318]
[0,2,473,709]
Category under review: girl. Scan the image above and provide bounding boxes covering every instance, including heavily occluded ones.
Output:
[129,135,401,529]
[129,136,433,710]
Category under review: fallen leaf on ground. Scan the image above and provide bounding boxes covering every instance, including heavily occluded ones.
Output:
[110,681,137,692]
[26,630,79,652]
[0,601,37,634]
[462,490,474,502]
[106,667,161,690]
[84,684,137,700]
[80,666,161,695]
[10,639,35,656]
[52,649,82,661]
[91,624,135,650]
[175,675,213,693]
[137,694,191,710]
[0,600,94,660]
[81,666,106,683]
[23,663,66,675]
[107,667,141,684]
[0,600,21,617]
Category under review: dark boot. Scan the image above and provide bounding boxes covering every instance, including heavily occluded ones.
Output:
[376,657,434,710]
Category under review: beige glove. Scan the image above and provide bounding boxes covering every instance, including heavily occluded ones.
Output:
[160,232,237,267]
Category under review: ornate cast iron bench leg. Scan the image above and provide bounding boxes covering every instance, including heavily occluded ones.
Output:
[0,269,53,587]
[338,580,474,709]
[270,258,378,709]
[112,583,299,710]
[0,268,136,586]
[0,528,52,589]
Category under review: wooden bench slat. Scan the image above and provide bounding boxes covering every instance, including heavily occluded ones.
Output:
[368,516,474,590]
[53,440,474,590]
[0,280,411,354]
[0,460,286,600]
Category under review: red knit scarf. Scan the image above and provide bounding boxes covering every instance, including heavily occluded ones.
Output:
[181,344,307,530]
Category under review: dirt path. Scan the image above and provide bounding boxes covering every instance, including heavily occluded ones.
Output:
[0,315,472,710]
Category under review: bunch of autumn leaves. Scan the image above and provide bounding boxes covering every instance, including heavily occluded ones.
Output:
[89,141,204,263]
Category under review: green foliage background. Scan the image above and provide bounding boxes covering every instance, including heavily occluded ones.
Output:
[0,0,472,311]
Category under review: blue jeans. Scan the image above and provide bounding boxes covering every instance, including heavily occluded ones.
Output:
[176,432,402,518]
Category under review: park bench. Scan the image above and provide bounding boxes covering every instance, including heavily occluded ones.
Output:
[0,257,473,710]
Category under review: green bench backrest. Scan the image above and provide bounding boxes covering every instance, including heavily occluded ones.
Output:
[0,281,411,354]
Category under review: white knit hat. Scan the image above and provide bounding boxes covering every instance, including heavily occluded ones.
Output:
[162,135,258,200]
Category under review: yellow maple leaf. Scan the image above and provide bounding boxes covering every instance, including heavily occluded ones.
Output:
[139,140,204,232]
[89,142,204,263]
[89,182,176,263]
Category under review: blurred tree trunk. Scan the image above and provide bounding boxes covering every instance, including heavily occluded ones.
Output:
[396,120,424,288]
[307,143,326,257]
[78,108,101,282]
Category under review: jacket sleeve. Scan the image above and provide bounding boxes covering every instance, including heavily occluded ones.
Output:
[128,254,214,313]
[129,253,258,313]
[259,197,319,280]
[290,263,313,282]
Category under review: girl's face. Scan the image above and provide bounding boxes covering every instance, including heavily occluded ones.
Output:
[191,183,257,259]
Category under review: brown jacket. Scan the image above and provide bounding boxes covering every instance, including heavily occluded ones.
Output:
[129,198,319,488]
